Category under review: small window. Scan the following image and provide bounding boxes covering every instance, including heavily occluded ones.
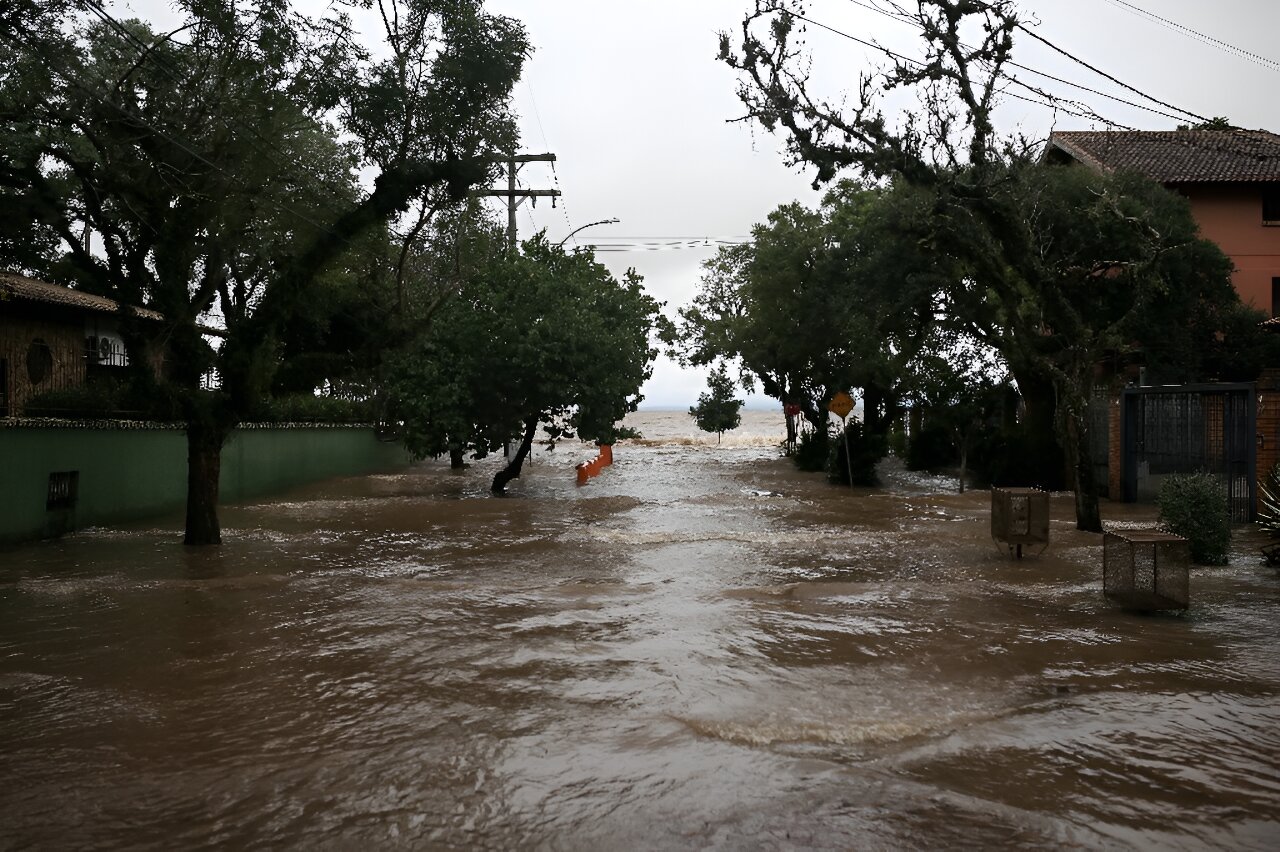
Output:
[1265,186,1280,225]
[1273,278,1280,317]
[46,471,78,510]
[26,339,53,384]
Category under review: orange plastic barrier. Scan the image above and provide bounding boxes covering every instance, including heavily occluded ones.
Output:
[575,444,614,486]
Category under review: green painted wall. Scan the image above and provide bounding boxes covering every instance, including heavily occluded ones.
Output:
[0,423,411,544]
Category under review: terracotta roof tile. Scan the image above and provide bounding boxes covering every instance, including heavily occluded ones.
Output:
[0,271,165,321]
[1046,130,1280,183]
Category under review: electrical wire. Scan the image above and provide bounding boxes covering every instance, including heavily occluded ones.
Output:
[1013,23,1210,124]
[779,7,1139,128]
[524,79,578,244]
[1100,0,1280,72]
[836,0,1200,124]
[582,238,751,253]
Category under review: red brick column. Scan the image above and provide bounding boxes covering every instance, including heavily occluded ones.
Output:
[1108,391,1123,501]
[1255,370,1280,512]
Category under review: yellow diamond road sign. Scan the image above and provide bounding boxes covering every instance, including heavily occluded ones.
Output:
[828,391,854,419]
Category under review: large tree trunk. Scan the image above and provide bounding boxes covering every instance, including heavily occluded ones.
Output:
[449,445,467,469]
[491,417,538,494]
[184,419,228,546]
[1057,380,1103,533]
[1007,360,1068,491]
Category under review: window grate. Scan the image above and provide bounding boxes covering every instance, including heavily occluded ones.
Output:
[46,471,79,510]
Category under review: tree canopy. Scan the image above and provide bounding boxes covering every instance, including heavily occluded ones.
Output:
[0,0,529,542]
[689,364,744,442]
[718,0,1243,529]
[389,235,665,493]
[678,180,943,453]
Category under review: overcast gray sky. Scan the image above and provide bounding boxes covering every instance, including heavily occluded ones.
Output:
[116,0,1280,408]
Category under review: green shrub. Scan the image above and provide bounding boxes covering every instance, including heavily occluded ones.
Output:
[828,419,888,486]
[792,427,830,472]
[24,380,139,418]
[1158,472,1231,565]
[257,393,376,424]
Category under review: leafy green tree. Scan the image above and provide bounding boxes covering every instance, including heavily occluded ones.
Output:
[0,0,528,544]
[689,364,744,442]
[389,236,665,494]
[943,164,1235,520]
[677,181,939,464]
[719,0,1240,530]
[904,335,1008,493]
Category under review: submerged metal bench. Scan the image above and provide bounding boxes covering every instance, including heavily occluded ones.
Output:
[1103,530,1190,611]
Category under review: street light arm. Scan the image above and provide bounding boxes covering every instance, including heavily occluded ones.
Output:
[557,217,620,247]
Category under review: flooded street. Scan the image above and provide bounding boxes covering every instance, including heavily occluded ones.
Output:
[2,410,1279,850]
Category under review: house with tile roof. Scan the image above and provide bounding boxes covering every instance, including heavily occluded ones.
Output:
[1044,129,1280,316]
[0,271,165,416]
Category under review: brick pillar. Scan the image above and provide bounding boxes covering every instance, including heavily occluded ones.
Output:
[1108,391,1123,502]
[1255,370,1280,513]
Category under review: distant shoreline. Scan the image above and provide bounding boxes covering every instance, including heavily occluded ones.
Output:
[634,403,780,413]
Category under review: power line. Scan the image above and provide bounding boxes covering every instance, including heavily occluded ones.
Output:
[780,7,1137,128]
[524,79,578,244]
[1013,23,1210,124]
[1100,0,1280,72]
[584,238,751,253]
[838,0,1197,124]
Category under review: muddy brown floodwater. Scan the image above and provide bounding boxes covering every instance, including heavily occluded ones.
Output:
[2,410,1279,850]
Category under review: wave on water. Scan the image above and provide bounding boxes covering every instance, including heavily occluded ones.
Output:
[683,714,927,747]
[621,409,787,448]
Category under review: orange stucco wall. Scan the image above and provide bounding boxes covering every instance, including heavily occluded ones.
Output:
[1176,183,1280,314]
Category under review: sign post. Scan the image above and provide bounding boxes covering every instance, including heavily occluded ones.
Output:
[783,403,801,455]
[828,391,855,489]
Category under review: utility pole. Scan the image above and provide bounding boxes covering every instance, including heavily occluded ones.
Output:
[471,153,561,250]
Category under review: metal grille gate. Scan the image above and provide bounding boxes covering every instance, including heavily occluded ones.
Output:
[1122,384,1256,521]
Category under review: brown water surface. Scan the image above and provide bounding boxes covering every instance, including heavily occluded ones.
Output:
[2,411,1279,849]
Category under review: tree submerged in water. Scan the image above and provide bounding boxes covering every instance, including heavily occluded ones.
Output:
[389,235,665,494]
[689,364,744,443]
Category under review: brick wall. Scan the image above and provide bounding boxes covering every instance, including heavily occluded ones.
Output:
[1108,392,1123,501]
[1256,369,1280,496]
[0,311,87,416]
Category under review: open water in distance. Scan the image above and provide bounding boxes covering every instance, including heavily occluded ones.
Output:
[2,409,1279,849]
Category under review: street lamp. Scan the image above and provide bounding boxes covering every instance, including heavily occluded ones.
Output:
[557,217,620,247]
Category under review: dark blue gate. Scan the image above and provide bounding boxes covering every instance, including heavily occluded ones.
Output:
[1122,383,1255,522]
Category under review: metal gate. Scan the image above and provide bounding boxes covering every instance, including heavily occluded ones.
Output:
[1122,383,1255,521]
